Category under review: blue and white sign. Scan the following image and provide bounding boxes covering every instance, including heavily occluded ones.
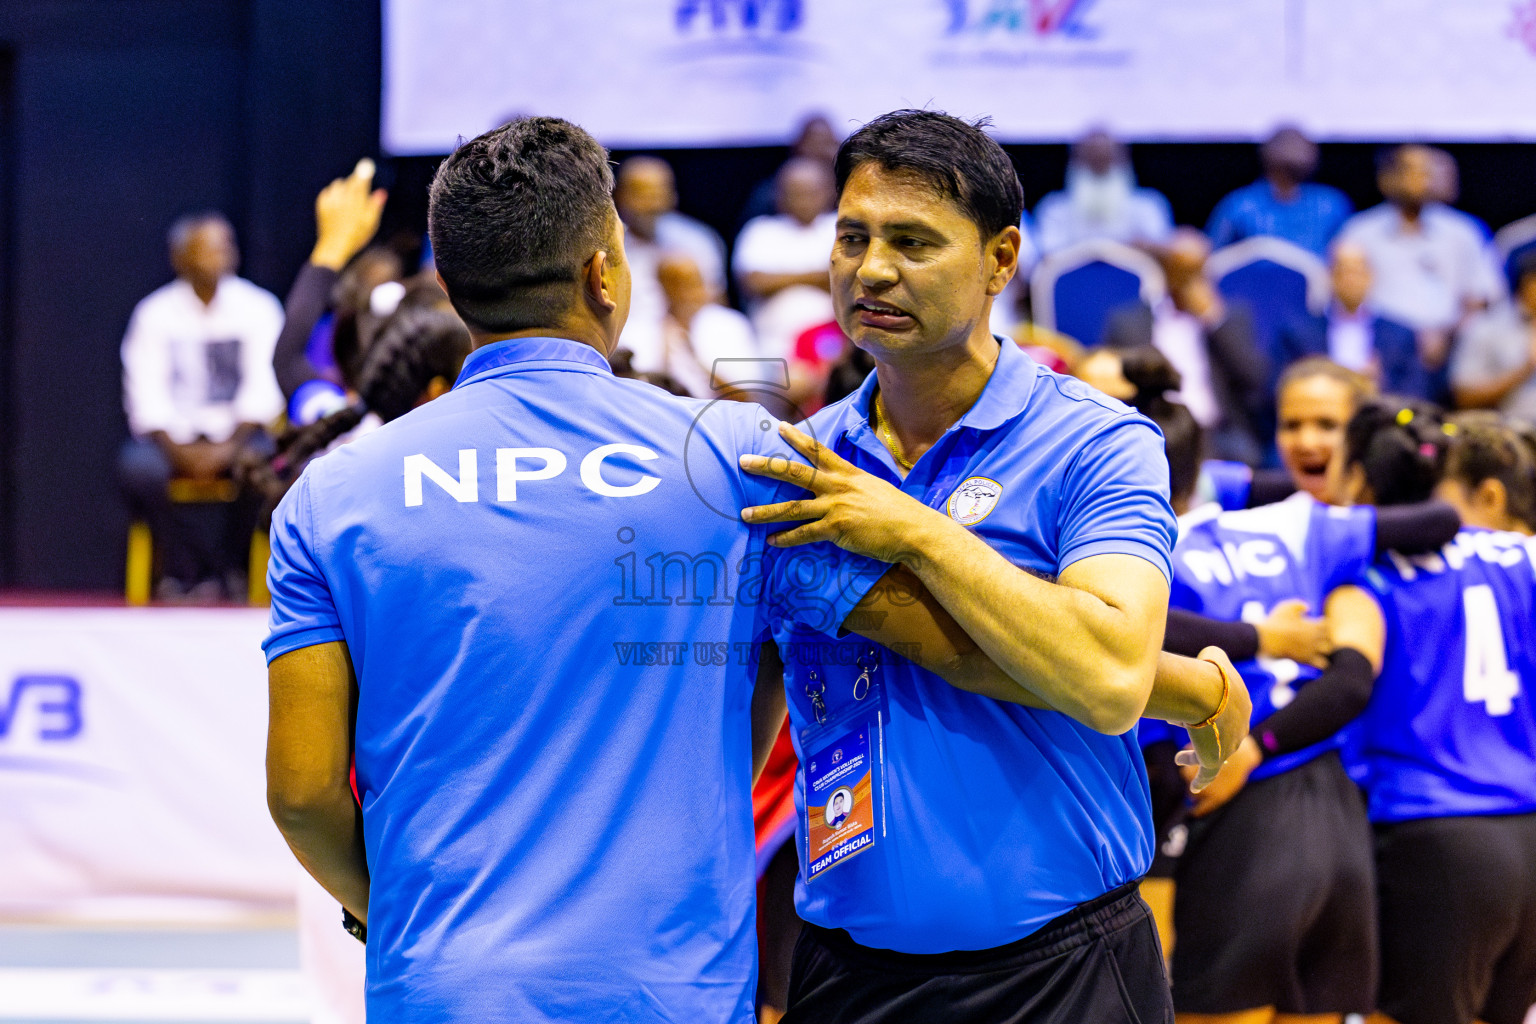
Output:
[383,0,1536,151]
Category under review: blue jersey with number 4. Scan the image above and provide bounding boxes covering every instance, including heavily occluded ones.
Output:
[1170,493,1376,781]
[1359,528,1536,822]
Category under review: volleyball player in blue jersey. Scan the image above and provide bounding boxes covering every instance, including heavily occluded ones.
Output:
[1333,406,1536,1024]
[1141,376,1460,1023]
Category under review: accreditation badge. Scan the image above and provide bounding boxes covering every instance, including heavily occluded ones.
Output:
[801,662,885,881]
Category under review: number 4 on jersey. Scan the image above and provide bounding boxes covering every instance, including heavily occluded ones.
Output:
[1462,585,1521,717]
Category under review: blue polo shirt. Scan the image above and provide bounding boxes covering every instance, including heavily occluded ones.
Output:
[263,337,879,1024]
[1205,179,1353,256]
[778,338,1177,954]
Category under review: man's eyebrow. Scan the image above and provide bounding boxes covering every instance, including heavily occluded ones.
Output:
[835,216,944,235]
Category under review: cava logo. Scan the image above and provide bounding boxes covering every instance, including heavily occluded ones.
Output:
[944,0,1101,37]
[1511,0,1536,56]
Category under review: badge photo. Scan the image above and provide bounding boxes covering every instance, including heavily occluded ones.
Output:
[824,786,854,831]
[947,476,1003,526]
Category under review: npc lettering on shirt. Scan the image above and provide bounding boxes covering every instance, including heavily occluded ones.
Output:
[401,442,661,505]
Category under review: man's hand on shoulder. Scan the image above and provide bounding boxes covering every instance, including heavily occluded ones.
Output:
[740,421,941,565]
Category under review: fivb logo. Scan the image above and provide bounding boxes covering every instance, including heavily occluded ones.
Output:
[675,0,802,34]
[404,444,661,507]
[0,675,83,742]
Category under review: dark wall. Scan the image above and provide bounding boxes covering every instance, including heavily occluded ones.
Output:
[0,0,379,590]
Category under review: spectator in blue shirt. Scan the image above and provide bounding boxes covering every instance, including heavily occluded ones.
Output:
[1206,126,1353,256]
[1276,239,1429,398]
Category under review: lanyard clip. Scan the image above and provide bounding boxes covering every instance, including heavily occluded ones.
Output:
[852,647,879,701]
[806,668,828,724]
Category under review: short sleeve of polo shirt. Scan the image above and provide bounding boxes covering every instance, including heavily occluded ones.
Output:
[746,419,889,637]
[1055,414,1177,581]
[263,471,345,662]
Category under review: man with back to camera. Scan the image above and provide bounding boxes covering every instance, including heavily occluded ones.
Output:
[263,116,1245,1024]
[738,110,1227,1023]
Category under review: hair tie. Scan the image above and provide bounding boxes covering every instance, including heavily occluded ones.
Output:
[1396,407,1415,426]
[1419,442,1438,459]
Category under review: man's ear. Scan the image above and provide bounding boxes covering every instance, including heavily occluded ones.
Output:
[985,225,1022,297]
[583,250,618,315]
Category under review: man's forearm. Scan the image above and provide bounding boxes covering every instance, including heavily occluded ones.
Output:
[897,510,1163,734]
[270,790,370,921]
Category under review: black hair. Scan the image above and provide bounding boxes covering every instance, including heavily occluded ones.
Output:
[167,210,233,254]
[1443,417,1536,530]
[1119,346,1202,507]
[1342,398,1449,507]
[834,110,1024,241]
[428,116,616,334]
[240,307,472,521]
[1277,356,1375,410]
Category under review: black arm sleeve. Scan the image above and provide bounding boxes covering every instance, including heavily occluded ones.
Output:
[273,262,341,400]
[1374,500,1461,556]
[1246,469,1296,508]
[1163,608,1261,662]
[1253,647,1374,759]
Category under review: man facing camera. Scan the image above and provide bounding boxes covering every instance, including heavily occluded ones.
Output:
[739,110,1247,1024]
[119,212,284,598]
[1277,240,1428,398]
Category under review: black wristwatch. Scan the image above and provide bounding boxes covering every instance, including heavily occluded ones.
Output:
[342,907,367,944]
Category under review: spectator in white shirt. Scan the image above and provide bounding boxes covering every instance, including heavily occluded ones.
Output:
[645,253,758,398]
[1338,145,1505,380]
[118,212,284,598]
[1033,129,1174,255]
[1452,252,1536,425]
[733,157,837,358]
[613,157,728,368]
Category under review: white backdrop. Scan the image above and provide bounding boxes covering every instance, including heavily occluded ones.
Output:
[383,0,1536,152]
[0,608,297,921]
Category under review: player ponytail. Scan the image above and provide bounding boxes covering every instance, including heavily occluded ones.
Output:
[1120,346,1201,510]
[240,307,471,519]
[1341,398,1448,507]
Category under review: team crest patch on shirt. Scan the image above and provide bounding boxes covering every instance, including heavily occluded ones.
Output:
[947,476,1003,526]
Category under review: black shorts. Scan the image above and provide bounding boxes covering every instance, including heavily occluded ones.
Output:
[1171,751,1377,1015]
[783,881,1172,1024]
[1144,739,1191,879]
[1375,811,1536,1024]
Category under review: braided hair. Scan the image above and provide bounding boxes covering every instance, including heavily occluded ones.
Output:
[241,306,471,519]
[1120,346,1202,510]
[1341,398,1449,507]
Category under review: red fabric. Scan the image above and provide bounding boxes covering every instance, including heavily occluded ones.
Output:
[753,721,798,852]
